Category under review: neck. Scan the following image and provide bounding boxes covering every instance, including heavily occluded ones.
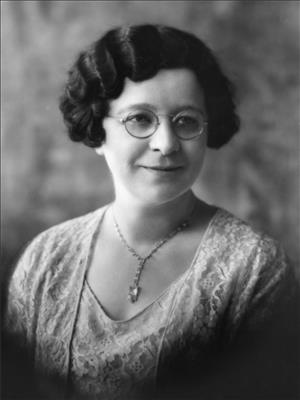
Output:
[110,191,197,245]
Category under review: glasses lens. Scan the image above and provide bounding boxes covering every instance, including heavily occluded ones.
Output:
[173,111,206,139]
[124,110,157,138]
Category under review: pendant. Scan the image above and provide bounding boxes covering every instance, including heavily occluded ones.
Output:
[128,285,140,303]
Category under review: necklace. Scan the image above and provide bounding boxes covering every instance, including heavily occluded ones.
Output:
[112,202,196,303]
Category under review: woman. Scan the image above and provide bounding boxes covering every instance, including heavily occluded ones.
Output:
[4,24,299,400]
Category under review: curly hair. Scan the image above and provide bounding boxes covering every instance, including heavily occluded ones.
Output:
[59,24,240,149]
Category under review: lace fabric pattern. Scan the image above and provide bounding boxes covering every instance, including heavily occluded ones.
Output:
[4,205,296,399]
[69,280,173,400]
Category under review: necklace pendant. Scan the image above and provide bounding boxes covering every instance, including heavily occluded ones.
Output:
[128,285,140,303]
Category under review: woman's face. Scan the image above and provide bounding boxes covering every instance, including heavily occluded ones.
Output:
[98,68,207,206]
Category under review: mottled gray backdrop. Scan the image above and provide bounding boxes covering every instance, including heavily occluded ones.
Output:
[2,1,299,282]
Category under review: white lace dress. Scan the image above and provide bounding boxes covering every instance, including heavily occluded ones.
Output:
[4,205,298,400]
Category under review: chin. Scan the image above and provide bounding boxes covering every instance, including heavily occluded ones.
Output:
[136,185,194,206]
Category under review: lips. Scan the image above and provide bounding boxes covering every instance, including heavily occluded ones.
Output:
[142,165,183,171]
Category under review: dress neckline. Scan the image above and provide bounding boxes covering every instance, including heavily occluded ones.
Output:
[83,205,222,324]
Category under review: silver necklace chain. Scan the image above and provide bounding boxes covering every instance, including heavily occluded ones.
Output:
[112,202,196,303]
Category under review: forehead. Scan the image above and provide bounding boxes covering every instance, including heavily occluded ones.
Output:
[108,68,206,114]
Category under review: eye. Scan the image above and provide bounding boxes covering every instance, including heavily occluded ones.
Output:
[174,114,199,127]
[125,111,153,126]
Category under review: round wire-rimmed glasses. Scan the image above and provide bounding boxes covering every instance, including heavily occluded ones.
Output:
[107,109,208,140]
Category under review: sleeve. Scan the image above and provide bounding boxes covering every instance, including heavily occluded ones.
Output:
[3,244,33,343]
[2,238,45,399]
[218,236,300,399]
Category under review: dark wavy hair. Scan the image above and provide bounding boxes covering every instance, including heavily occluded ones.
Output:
[59,24,240,148]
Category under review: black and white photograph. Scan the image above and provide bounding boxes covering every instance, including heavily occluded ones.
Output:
[1,1,300,399]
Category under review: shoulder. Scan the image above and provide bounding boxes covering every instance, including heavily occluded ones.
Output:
[209,207,286,266]
[23,205,107,257]
[213,207,297,312]
[201,207,293,307]
[8,205,109,290]
[30,205,108,249]
[203,208,299,339]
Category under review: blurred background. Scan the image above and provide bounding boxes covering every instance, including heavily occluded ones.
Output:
[2,0,300,284]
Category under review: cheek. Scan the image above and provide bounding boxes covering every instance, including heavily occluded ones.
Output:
[186,139,207,170]
[103,141,145,176]
[189,154,206,179]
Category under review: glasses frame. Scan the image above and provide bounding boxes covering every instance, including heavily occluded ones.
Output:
[107,109,208,140]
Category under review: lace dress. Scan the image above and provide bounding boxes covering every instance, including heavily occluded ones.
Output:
[4,205,298,400]
[69,279,173,400]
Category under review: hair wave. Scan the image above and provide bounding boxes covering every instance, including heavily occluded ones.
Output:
[59,24,240,149]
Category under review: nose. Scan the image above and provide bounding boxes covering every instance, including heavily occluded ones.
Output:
[149,120,180,155]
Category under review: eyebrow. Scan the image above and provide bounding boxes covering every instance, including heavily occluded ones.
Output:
[115,103,205,115]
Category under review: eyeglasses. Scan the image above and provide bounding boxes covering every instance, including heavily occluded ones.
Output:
[107,109,208,140]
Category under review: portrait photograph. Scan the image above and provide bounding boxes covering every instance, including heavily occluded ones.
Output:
[1,1,300,399]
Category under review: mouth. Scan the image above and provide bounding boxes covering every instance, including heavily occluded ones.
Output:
[142,165,183,172]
